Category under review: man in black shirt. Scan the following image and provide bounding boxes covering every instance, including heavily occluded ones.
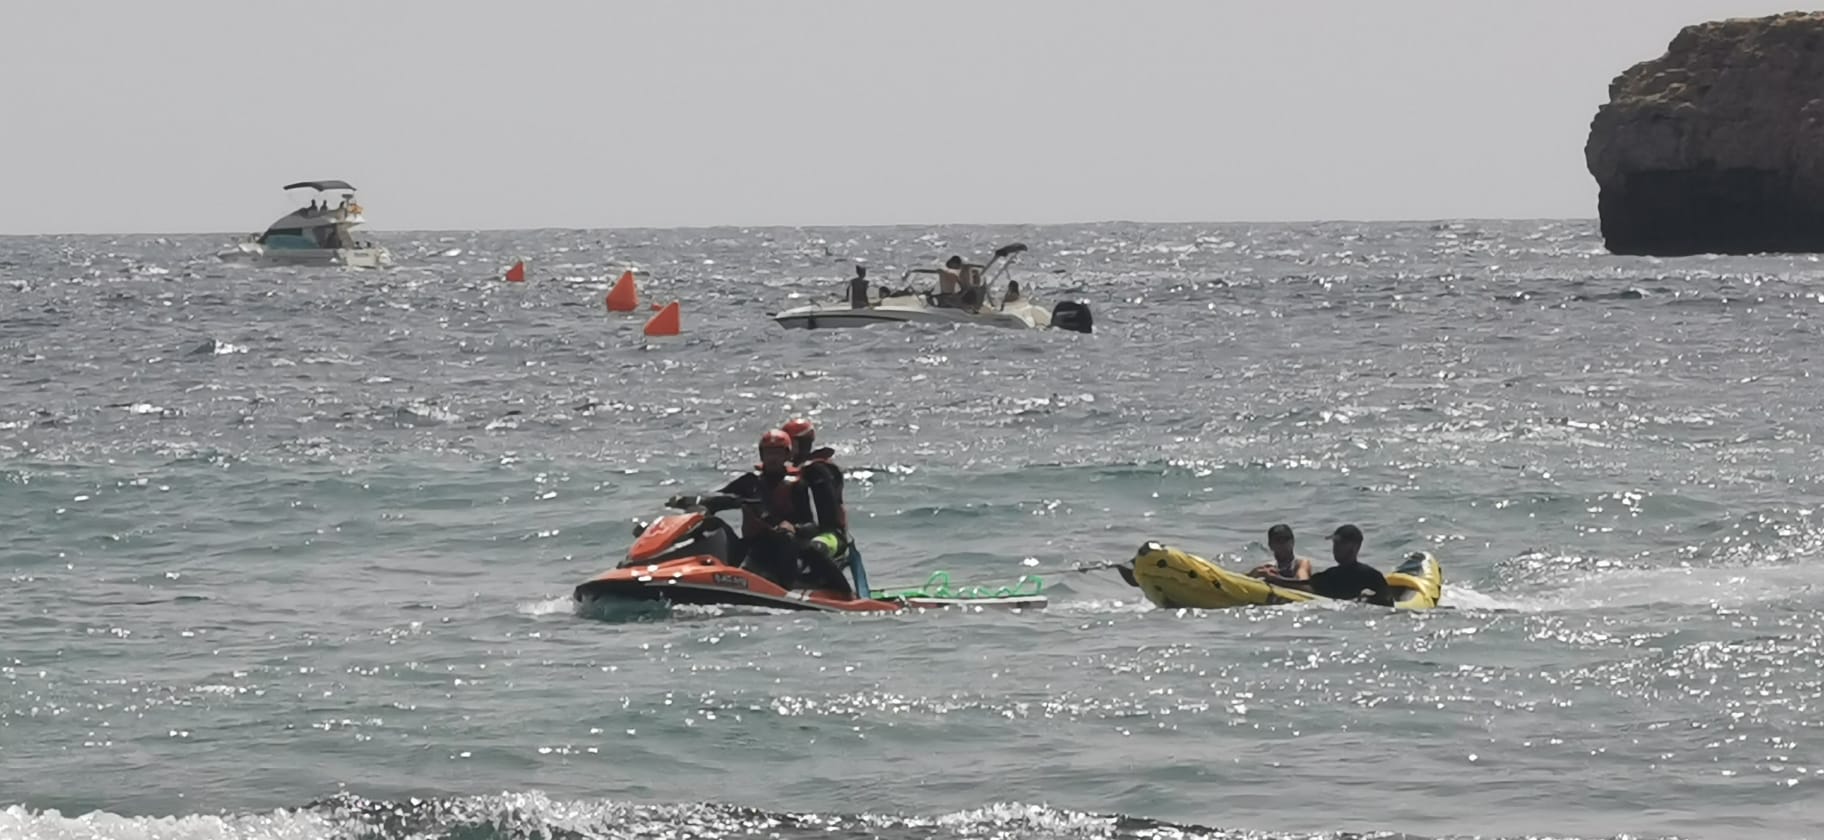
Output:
[1261,524,1394,606]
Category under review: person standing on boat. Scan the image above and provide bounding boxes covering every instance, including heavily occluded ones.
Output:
[1247,523,1313,580]
[961,263,987,311]
[847,264,870,309]
[1259,524,1393,604]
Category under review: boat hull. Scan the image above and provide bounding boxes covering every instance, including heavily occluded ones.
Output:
[774,295,1047,331]
[217,242,393,269]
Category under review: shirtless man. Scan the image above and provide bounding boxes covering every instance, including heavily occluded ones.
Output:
[938,256,966,296]
[1248,523,1313,580]
[937,255,987,311]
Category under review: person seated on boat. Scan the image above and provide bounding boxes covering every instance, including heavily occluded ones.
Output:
[959,279,987,311]
[964,262,990,310]
[934,256,968,308]
[938,256,963,292]
[936,256,991,311]
[1259,524,1393,605]
[1247,523,1313,580]
[1004,279,1021,303]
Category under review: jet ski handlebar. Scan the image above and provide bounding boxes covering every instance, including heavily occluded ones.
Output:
[664,493,761,514]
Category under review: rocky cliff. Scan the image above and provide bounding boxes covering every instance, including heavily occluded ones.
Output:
[1586,12,1824,255]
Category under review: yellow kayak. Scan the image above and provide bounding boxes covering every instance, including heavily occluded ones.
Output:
[1121,541,1444,610]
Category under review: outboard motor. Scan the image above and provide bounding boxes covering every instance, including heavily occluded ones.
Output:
[1050,301,1094,334]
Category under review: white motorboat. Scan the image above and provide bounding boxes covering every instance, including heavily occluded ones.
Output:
[216,180,393,269]
[772,243,1093,333]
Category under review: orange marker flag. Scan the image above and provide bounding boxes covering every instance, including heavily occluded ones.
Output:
[605,270,637,312]
[504,261,526,283]
[643,301,681,337]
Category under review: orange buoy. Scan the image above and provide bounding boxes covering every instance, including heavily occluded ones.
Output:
[643,301,681,337]
[504,261,526,283]
[605,270,637,312]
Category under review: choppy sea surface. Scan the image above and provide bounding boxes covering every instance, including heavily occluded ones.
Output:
[5,220,1824,840]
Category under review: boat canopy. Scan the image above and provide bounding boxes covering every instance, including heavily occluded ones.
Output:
[282,180,356,192]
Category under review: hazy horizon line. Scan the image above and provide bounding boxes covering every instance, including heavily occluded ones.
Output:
[3,214,1601,239]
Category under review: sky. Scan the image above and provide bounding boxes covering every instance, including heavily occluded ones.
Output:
[2,0,1809,234]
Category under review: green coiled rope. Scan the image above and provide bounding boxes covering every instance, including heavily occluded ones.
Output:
[871,570,1044,601]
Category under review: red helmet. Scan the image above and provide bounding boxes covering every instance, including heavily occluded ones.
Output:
[782,417,815,442]
[758,429,793,452]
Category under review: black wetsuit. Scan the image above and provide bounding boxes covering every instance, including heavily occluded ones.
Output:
[698,466,851,596]
[787,453,853,596]
[1307,562,1393,605]
[697,471,802,588]
[791,456,845,533]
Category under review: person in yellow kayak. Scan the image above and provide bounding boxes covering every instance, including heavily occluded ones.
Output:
[1247,524,1313,580]
[1258,524,1393,605]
